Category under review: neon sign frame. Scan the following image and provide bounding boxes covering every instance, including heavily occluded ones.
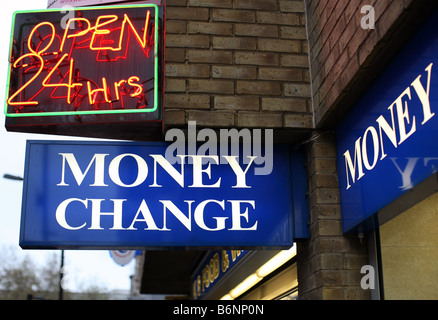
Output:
[4,4,160,119]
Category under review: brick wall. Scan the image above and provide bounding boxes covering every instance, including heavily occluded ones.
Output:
[299,0,438,300]
[297,131,369,300]
[305,0,434,127]
[162,0,436,300]
[164,0,313,131]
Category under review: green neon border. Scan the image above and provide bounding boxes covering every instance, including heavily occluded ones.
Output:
[4,4,159,118]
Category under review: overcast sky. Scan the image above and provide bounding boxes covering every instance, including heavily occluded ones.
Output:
[0,0,135,293]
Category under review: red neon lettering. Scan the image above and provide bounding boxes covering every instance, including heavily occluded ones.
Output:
[60,11,151,54]
[28,22,56,55]
[90,15,119,51]
[60,18,92,53]
[7,54,44,106]
[8,10,151,110]
[127,76,142,97]
[113,79,126,102]
[121,11,151,49]
[42,54,83,104]
[87,78,111,105]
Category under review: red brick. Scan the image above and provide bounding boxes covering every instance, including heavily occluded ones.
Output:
[376,0,404,38]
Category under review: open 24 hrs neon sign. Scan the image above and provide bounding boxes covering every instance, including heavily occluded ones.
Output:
[5,5,159,118]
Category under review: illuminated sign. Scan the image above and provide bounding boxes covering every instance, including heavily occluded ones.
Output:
[336,8,438,233]
[20,140,309,249]
[47,1,163,8]
[47,0,128,8]
[5,5,163,139]
[191,250,248,300]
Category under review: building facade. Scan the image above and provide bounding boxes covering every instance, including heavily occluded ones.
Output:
[35,0,438,300]
[137,0,438,300]
[140,0,313,300]
[301,0,438,300]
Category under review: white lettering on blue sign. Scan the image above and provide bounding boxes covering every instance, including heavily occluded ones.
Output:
[55,153,259,231]
[343,62,435,190]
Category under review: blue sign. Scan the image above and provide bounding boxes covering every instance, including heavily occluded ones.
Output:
[20,140,308,249]
[191,250,248,300]
[336,8,438,233]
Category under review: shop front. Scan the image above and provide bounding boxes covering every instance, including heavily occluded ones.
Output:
[336,5,438,300]
[191,248,298,301]
[14,0,438,301]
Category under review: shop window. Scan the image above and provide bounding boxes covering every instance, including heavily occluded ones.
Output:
[240,264,298,300]
[379,192,438,299]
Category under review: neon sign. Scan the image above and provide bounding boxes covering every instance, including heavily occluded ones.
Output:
[4,5,163,139]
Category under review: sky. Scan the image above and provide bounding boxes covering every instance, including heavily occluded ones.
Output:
[0,0,135,294]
